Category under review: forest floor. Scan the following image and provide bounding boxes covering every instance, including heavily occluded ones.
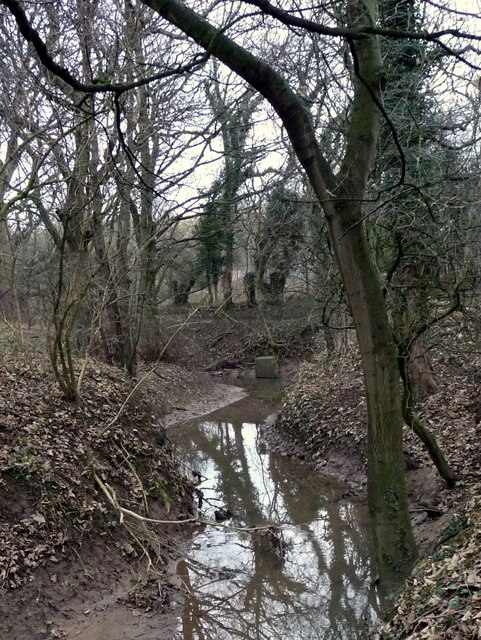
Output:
[1,304,480,639]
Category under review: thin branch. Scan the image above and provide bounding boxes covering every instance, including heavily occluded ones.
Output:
[240,0,481,47]
[1,0,209,93]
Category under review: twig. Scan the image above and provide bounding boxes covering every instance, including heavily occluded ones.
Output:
[91,462,286,533]
[98,307,199,437]
[119,443,149,515]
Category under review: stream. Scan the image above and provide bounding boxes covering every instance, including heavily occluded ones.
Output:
[170,380,379,639]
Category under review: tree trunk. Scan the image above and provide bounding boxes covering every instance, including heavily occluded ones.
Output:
[268,271,286,305]
[115,186,137,377]
[143,0,418,583]
[0,134,27,331]
[244,272,257,307]
[332,202,417,581]
[0,216,16,321]
[399,346,458,487]
[221,231,234,307]
[172,277,196,306]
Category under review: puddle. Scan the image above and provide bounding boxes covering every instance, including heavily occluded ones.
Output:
[170,381,379,639]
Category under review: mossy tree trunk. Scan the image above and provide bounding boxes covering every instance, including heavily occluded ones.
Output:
[205,70,260,308]
[329,0,418,580]
[143,0,418,581]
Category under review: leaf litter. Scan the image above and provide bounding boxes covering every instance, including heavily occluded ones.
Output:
[0,355,196,598]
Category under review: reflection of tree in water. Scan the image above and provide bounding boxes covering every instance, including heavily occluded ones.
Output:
[269,449,377,638]
[320,501,377,638]
[172,415,378,639]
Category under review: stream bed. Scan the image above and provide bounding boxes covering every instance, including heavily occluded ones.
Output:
[170,380,379,639]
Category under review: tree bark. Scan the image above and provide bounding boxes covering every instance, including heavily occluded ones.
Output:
[0,215,16,320]
[244,271,257,307]
[0,133,27,329]
[398,346,458,487]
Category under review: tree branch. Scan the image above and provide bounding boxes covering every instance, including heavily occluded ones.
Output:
[240,0,481,48]
[141,0,337,201]
[1,0,210,93]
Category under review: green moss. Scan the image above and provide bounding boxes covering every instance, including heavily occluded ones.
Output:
[384,487,401,513]
[442,513,468,540]
[150,475,172,510]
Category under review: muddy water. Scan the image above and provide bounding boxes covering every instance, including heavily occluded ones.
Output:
[170,381,379,640]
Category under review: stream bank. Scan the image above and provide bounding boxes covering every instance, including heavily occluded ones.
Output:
[0,352,377,640]
[267,343,481,553]
[2,305,480,639]
[0,356,234,640]
[0,348,299,640]
[261,327,481,639]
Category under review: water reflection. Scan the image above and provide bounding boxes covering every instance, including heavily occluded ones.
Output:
[171,392,379,639]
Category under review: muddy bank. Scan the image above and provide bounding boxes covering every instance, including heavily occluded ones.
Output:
[1,540,183,640]
[164,381,247,427]
[0,357,244,640]
[260,412,452,556]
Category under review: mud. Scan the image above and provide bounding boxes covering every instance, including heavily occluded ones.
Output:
[0,537,182,640]
[164,381,247,428]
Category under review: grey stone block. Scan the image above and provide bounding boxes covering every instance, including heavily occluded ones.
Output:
[255,356,279,378]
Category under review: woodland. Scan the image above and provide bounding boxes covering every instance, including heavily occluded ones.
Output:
[1,0,481,638]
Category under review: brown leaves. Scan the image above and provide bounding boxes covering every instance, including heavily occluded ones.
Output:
[377,493,481,639]
[0,355,192,595]
[277,350,367,474]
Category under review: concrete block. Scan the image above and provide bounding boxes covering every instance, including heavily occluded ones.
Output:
[255,356,279,378]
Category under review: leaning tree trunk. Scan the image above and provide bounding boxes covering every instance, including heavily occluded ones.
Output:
[327,0,417,582]
[398,344,458,487]
[140,0,420,585]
